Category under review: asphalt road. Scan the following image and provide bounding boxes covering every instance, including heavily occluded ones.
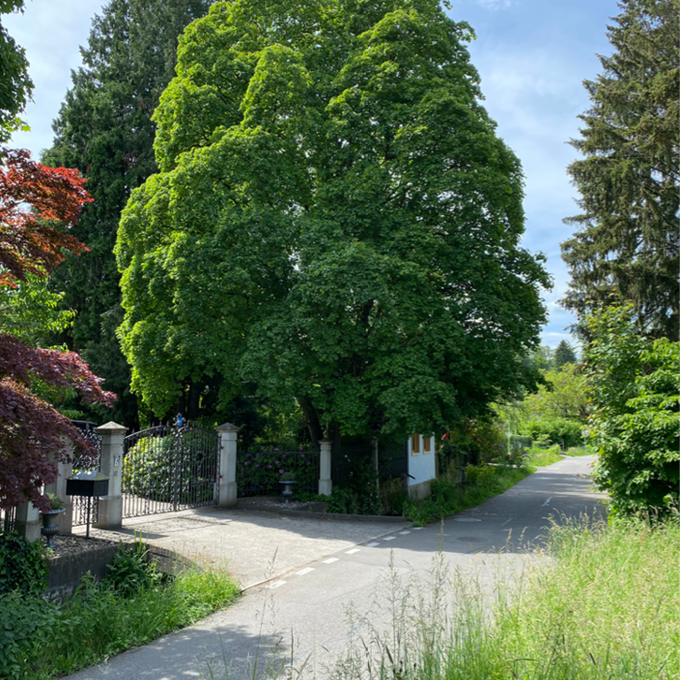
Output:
[67,455,605,680]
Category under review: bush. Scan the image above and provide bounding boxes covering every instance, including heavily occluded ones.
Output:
[585,307,679,519]
[103,539,161,597]
[122,432,217,504]
[521,417,583,448]
[236,449,318,496]
[508,434,532,452]
[0,533,47,596]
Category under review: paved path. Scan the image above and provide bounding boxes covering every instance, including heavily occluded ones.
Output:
[68,456,604,679]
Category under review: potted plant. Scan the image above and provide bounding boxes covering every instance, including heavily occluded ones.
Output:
[279,472,296,504]
[41,493,66,549]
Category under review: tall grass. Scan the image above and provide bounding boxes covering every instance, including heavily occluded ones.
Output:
[325,517,679,680]
[1,566,240,680]
[403,464,533,526]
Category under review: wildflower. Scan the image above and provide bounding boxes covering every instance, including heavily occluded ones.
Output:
[279,469,284,475]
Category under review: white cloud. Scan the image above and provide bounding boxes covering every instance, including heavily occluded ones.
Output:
[473,0,517,9]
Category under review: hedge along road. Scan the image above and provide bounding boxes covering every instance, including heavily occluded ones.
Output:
[67,456,605,679]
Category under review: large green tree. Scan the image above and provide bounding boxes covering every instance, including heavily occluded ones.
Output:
[561,0,679,340]
[116,0,550,446]
[43,0,211,428]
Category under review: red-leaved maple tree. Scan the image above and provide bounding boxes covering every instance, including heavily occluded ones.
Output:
[0,148,115,512]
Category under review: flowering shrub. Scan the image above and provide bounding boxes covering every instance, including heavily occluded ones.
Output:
[237,450,319,496]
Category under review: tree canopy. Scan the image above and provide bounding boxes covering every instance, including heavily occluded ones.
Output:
[117,0,550,446]
[43,0,212,428]
[561,0,679,340]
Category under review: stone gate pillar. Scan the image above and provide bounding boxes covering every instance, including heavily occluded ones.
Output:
[319,439,332,496]
[45,440,74,536]
[14,502,41,543]
[93,421,127,530]
[216,422,240,507]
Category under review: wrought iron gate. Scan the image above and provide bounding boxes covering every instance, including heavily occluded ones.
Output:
[71,421,103,526]
[122,421,219,518]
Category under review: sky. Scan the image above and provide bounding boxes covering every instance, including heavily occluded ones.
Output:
[4,0,620,348]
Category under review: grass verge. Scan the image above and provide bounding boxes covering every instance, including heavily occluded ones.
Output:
[527,446,564,467]
[403,464,533,526]
[0,550,240,680]
[327,517,679,680]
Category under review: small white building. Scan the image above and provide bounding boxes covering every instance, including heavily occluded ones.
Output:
[407,433,436,499]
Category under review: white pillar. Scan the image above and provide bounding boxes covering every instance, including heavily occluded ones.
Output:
[216,422,240,507]
[93,421,127,530]
[15,501,41,543]
[45,444,74,536]
[319,439,332,496]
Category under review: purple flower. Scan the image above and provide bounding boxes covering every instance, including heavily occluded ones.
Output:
[279,469,284,475]
[274,448,279,452]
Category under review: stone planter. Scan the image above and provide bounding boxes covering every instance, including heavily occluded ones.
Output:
[279,480,296,504]
[41,508,66,549]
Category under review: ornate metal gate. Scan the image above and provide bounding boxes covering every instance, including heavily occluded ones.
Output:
[122,420,219,518]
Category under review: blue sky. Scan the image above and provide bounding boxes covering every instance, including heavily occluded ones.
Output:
[5,0,620,347]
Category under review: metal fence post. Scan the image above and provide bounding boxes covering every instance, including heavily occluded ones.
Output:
[319,439,332,496]
[93,421,127,530]
[216,422,240,507]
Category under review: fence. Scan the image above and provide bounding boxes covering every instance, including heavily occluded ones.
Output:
[70,421,103,526]
[122,422,220,518]
[237,449,320,497]
[1,506,15,534]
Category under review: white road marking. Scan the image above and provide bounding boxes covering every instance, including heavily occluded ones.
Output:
[322,557,339,564]
[366,542,380,547]
[412,527,423,530]
[295,567,315,576]
[269,580,286,589]
[383,536,396,541]
[542,497,552,507]
[399,530,411,535]
[454,518,482,523]
[345,548,360,555]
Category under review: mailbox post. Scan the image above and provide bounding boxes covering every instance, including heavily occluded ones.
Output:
[66,471,109,538]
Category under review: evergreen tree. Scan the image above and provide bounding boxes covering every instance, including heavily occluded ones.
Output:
[117,0,550,446]
[43,0,211,428]
[554,339,577,369]
[561,0,679,340]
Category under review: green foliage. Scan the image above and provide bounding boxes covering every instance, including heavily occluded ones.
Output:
[325,457,381,515]
[561,0,679,340]
[520,417,584,449]
[0,273,75,345]
[585,306,679,519]
[0,533,47,596]
[103,539,160,597]
[0,564,239,679]
[553,339,577,369]
[508,434,532,452]
[122,433,216,504]
[521,364,589,422]
[0,0,33,141]
[325,517,679,680]
[43,0,213,428]
[403,464,531,526]
[527,445,563,467]
[237,450,318,496]
[116,0,550,445]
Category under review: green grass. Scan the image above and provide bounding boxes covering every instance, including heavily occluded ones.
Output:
[403,464,533,526]
[564,446,592,456]
[0,565,240,680]
[527,446,563,466]
[325,517,680,680]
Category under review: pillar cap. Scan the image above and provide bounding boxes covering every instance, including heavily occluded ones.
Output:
[94,421,127,435]
[216,422,240,433]
[319,439,332,445]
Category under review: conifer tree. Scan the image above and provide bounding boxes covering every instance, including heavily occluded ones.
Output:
[43,0,211,427]
[561,0,679,340]
[554,340,578,369]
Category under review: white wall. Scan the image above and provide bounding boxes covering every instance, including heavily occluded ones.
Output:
[407,434,436,487]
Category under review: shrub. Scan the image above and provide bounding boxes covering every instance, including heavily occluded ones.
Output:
[521,417,583,448]
[508,434,532,452]
[585,306,679,519]
[122,432,217,504]
[103,539,161,597]
[236,449,318,496]
[0,533,47,596]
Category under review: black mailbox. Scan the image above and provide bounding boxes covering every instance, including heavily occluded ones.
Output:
[66,470,109,497]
